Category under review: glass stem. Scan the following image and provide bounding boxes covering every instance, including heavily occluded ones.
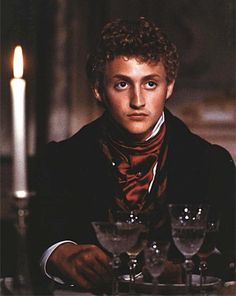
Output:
[128,256,137,294]
[152,276,158,295]
[184,257,194,293]
[199,259,207,287]
[111,254,121,296]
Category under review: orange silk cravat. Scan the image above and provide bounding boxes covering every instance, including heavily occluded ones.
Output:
[102,122,168,211]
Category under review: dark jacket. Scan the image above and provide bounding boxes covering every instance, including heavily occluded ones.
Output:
[28,109,235,285]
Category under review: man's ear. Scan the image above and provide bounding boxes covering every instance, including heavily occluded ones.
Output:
[92,82,103,103]
[166,80,175,101]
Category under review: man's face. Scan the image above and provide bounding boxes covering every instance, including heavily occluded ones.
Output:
[94,56,175,141]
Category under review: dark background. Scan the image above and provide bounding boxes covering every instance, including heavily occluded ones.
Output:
[0,0,235,287]
[1,0,236,216]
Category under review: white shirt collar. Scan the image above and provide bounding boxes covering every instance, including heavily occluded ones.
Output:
[145,112,165,141]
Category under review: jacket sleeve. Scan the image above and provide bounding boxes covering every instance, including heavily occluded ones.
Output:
[207,144,235,277]
[27,141,68,292]
[28,141,78,259]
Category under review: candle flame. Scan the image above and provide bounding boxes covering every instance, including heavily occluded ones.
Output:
[13,46,24,78]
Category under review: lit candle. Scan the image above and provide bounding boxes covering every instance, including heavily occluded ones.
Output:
[10,46,28,197]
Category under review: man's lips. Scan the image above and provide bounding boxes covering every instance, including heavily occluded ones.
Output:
[127,112,148,117]
[127,112,148,120]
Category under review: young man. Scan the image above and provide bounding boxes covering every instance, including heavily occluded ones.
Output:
[29,17,235,292]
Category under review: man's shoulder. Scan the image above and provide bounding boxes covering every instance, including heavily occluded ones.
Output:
[65,114,104,142]
[165,108,234,165]
[48,114,104,149]
[165,108,209,149]
[42,114,105,165]
[209,143,235,169]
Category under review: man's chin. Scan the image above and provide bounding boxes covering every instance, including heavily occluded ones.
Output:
[122,128,151,142]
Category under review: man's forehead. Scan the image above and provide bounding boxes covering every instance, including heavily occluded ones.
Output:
[104,56,166,77]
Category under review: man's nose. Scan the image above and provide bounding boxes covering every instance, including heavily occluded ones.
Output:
[130,87,145,108]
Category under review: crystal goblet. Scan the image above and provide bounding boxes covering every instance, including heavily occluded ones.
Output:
[144,240,170,295]
[168,204,208,293]
[197,211,220,288]
[113,210,149,294]
[92,221,141,295]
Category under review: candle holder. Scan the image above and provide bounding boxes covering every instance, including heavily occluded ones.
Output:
[12,190,35,296]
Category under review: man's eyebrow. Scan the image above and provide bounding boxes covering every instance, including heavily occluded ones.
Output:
[106,74,132,83]
[111,74,131,80]
[110,74,162,80]
[143,74,162,80]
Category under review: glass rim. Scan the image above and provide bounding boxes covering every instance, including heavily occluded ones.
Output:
[168,203,210,209]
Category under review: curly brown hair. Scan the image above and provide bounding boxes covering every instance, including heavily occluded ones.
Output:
[86,17,179,86]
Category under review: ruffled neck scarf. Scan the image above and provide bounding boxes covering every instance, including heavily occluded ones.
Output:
[101,114,168,211]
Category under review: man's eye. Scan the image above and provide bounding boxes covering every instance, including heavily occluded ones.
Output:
[146,81,157,89]
[115,81,128,90]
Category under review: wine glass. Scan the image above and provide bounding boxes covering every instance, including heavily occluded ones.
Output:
[114,211,149,293]
[197,211,220,287]
[144,240,170,295]
[92,221,141,295]
[168,204,208,293]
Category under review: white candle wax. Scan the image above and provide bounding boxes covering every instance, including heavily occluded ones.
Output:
[10,46,28,196]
